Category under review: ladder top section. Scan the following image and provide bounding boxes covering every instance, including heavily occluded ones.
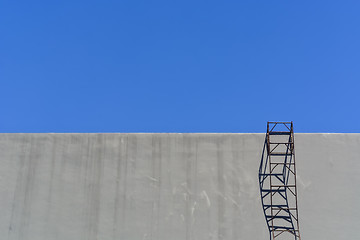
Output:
[267,121,293,134]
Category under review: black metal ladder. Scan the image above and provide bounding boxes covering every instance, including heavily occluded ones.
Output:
[259,122,301,240]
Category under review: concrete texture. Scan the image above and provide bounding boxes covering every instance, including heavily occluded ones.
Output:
[0,133,359,240]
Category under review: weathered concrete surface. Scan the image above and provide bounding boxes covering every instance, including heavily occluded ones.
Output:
[0,133,359,240]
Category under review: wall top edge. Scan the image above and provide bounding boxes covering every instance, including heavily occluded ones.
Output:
[0,133,359,135]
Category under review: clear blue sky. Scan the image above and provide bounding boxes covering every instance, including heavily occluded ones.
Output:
[1,1,359,133]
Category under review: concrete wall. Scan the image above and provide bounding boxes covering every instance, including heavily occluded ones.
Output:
[0,133,359,240]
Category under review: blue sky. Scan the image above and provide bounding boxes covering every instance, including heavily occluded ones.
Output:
[1,1,359,133]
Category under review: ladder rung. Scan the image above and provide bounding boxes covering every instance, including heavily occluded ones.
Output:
[271,185,296,188]
[263,204,288,208]
[269,142,293,144]
[272,207,297,210]
[270,152,292,156]
[268,131,291,135]
[271,226,294,230]
[268,122,292,124]
[259,173,283,176]
[266,215,291,220]
[261,189,286,193]
[270,162,294,165]
[272,229,299,232]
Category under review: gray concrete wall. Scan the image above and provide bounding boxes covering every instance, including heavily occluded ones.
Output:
[0,133,359,240]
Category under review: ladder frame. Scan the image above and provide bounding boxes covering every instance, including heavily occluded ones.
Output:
[259,122,301,240]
